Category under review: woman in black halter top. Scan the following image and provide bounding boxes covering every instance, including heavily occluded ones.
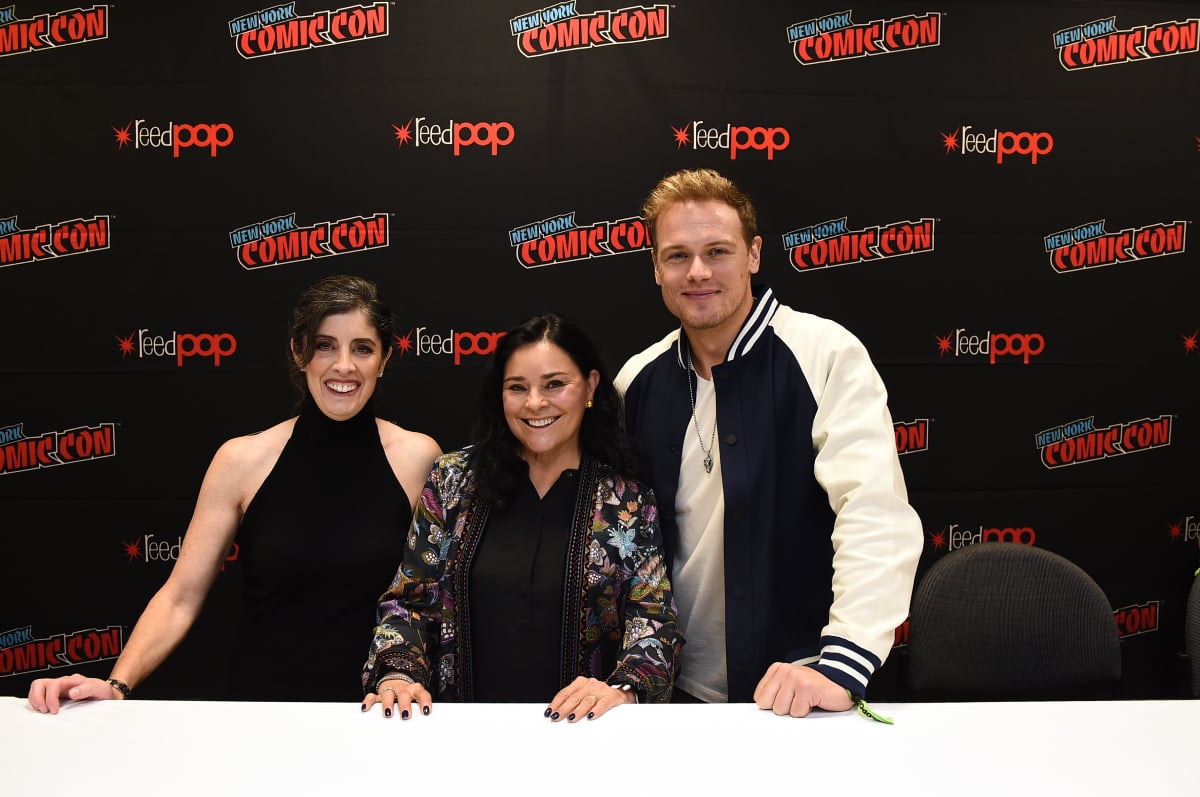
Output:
[28,275,441,712]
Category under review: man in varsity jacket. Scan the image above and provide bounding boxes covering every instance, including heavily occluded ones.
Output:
[615,168,923,715]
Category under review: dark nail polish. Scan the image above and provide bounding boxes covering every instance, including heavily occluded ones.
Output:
[360,703,367,712]
[402,709,410,719]
[422,706,430,715]
[587,712,595,720]
[384,708,391,718]
[567,713,575,721]
[544,707,553,718]
[551,712,560,720]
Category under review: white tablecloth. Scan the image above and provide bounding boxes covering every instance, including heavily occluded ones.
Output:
[1,696,1194,795]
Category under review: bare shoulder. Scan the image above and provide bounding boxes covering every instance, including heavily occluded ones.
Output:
[207,417,297,502]
[376,418,441,466]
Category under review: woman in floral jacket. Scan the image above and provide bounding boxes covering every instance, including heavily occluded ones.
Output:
[362,313,681,721]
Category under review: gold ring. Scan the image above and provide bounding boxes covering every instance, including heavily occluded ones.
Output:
[587,694,598,701]
[381,687,399,699]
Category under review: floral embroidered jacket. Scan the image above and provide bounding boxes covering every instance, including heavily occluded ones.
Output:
[362,448,683,703]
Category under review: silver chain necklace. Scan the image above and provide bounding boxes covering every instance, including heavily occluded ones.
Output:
[685,348,717,474]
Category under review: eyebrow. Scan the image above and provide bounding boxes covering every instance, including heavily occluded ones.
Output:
[504,370,570,383]
[659,238,737,251]
[314,335,377,344]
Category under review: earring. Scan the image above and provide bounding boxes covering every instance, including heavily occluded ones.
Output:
[299,365,306,372]
[586,399,594,408]
[378,371,384,378]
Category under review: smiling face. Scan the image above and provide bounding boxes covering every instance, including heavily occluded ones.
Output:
[502,340,599,470]
[295,309,390,422]
[653,198,762,341]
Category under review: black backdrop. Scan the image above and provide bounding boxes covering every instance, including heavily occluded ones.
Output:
[2,1,1197,700]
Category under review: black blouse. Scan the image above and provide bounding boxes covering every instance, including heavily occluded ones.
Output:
[468,469,579,702]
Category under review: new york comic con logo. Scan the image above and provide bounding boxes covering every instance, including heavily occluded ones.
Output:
[894,419,930,456]
[229,1,388,58]
[1114,602,1159,638]
[787,10,940,64]
[1035,414,1172,469]
[0,4,108,57]
[229,212,387,269]
[0,214,109,269]
[671,120,790,161]
[783,216,934,271]
[1053,16,1198,70]
[0,421,116,476]
[0,625,123,677]
[1044,219,1187,273]
[510,2,668,57]
[510,212,650,268]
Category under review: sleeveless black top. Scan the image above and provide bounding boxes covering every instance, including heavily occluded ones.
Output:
[228,396,412,701]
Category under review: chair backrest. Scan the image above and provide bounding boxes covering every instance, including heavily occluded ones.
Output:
[1188,572,1200,697]
[907,542,1121,699]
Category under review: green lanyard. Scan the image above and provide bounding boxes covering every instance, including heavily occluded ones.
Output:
[848,690,894,725]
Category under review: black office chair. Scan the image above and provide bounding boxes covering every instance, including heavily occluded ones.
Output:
[907,542,1121,700]
[1187,570,1200,697]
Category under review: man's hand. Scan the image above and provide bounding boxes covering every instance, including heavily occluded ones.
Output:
[752,662,854,717]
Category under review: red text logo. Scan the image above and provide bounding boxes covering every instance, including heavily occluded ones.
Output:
[112,120,235,158]
[1055,18,1198,70]
[117,329,238,367]
[1113,602,1159,637]
[0,626,123,676]
[789,11,940,64]
[0,6,108,57]
[0,215,110,268]
[0,422,116,477]
[785,217,935,271]
[673,121,790,161]
[510,213,651,268]
[942,125,1054,164]
[936,329,1046,365]
[1045,220,1186,273]
[894,419,930,455]
[231,2,389,58]
[397,328,508,366]
[393,118,515,156]
[231,213,388,269]
[1036,415,1173,468]
[511,4,669,57]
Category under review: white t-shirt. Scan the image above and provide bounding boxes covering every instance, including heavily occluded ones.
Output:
[672,373,728,703]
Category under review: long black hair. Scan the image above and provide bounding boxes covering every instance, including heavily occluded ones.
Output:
[469,313,644,505]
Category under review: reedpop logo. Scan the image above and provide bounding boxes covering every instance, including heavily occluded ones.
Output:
[113,120,234,158]
[671,121,790,160]
[941,125,1053,164]
[116,329,238,367]
[392,117,514,156]
[393,327,507,365]
[935,329,1045,364]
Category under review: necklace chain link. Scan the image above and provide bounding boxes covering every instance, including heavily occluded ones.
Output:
[685,349,717,474]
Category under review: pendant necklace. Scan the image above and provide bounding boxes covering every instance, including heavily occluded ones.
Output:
[685,348,717,474]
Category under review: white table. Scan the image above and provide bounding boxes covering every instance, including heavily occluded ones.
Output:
[1,696,1194,795]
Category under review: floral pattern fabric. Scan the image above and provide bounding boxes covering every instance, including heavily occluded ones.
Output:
[362,448,682,703]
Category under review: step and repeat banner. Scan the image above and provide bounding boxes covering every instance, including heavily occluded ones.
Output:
[1,2,1197,700]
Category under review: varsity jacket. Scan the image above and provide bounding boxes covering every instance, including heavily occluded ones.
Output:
[615,284,922,701]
